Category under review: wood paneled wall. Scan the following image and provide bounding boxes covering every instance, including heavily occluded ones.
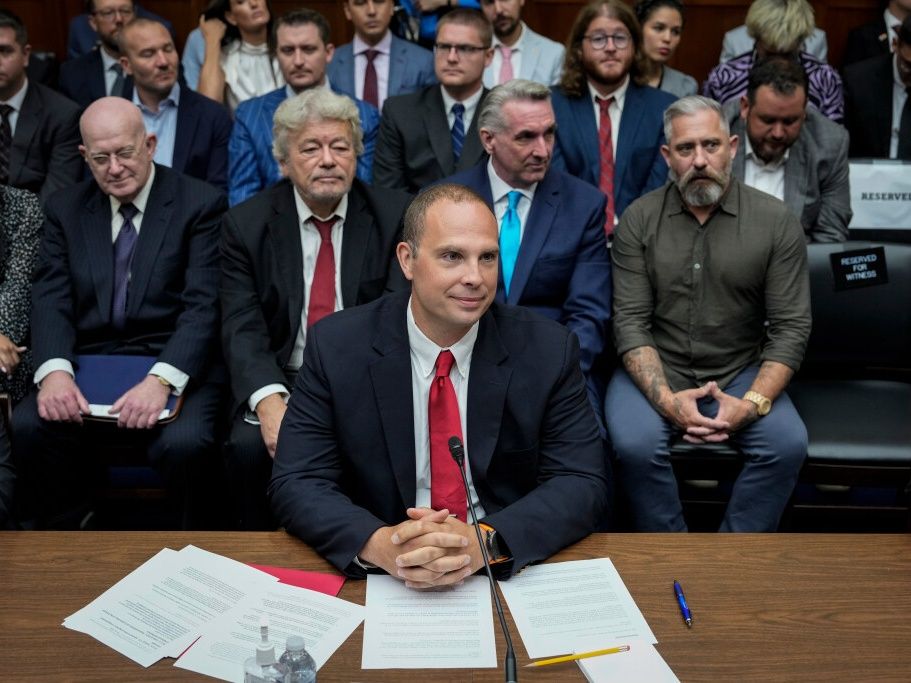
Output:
[5,0,885,83]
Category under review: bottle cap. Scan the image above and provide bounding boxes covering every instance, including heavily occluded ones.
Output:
[256,617,276,665]
[286,635,306,652]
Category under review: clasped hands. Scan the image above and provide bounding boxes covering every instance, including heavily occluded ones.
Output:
[360,507,486,590]
[37,370,170,428]
[662,381,758,443]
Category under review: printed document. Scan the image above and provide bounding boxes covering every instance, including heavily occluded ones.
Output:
[361,574,497,669]
[497,558,656,658]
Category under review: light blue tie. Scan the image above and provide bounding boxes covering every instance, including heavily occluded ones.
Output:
[500,191,522,296]
[451,103,465,163]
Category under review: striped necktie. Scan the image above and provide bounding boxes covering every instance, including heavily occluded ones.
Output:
[451,103,465,163]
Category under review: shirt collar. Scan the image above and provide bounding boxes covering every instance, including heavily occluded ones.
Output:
[441,82,484,112]
[744,134,789,169]
[132,81,180,113]
[885,9,902,45]
[1,77,28,109]
[492,22,526,51]
[486,157,537,203]
[406,296,479,380]
[587,74,629,112]
[292,185,349,225]
[100,48,120,71]
[109,163,156,217]
[354,30,392,56]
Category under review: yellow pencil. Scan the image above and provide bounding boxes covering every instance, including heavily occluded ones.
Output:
[524,644,631,667]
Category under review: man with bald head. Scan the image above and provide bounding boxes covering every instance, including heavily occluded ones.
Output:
[12,97,227,529]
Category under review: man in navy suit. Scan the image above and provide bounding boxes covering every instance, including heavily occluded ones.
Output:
[12,97,226,529]
[550,0,674,233]
[119,18,231,190]
[445,79,611,417]
[229,9,380,206]
[270,183,609,583]
[329,0,436,110]
[60,0,135,109]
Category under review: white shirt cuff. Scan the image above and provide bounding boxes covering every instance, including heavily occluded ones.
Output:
[34,358,74,385]
[248,384,290,412]
[149,362,189,396]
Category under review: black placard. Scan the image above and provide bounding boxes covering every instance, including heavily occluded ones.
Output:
[829,246,889,291]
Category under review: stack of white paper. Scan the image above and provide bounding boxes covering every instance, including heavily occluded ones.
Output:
[575,638,679,683]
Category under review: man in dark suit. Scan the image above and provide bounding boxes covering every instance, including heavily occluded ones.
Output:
[12,97,226,529]
[729,57,851,242]
[0,10,82,202]
[549,0,674,234]
[270,183,609,584]
[842,1,908,68]
[444,79,611,417]
[60,0,135,109]
[329,0,437,110]
[373,8,493,194]
[844,15,911,159]
[118,18,231,190]
[221,88,412,530]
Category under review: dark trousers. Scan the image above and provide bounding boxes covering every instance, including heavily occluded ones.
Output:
[11,381,223,529]
[223,409,277,530]
[605,366,808,532]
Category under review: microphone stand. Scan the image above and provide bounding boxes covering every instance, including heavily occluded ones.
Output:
[448,436,518,683]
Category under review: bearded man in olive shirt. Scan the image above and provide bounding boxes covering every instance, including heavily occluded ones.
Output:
[606,95,811,533]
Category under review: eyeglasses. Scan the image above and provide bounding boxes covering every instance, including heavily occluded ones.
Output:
[434,43,488,57]
[583,32,631,51]
[93,6,135,21]
[88,146,139,168]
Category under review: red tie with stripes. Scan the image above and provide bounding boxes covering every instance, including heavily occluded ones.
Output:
[597,96,616,236]
[429,350,467,521]
[307,217,336,327]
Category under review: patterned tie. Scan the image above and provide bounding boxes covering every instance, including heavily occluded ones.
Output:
[363,49,379,108]
[498,44,514,84]
[597,96,616,236]
[451,103,465,163]
[0,104,12,185]
[499,190,522,295]
[429,350,467,522]
[307,217,336,327]
[898,87,911,160]
[111,203,139,330]
[111,63,125,97]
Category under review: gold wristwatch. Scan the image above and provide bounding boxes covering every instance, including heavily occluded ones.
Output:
[154,374,173,389]
[743,390,772,416]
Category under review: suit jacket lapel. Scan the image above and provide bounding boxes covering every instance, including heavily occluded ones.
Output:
[731,117,747,179]
[9,87,39,187]
[425,87,454,174]
[508,170,558,305]
[369,294,416,508]
[127,167,173,317]
[388,37,406,97]
[267,183,305,342]
[615,83,646,196]
[340,183,372,307]
[171,85,195,173]
[783,135,809,219]
[520,39,541,82]
[457,89,489,171]
[569,94,600,186]
[466,309,511,481]
[82,187,115,320]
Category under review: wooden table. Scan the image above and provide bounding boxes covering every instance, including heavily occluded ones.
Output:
[1,532,909,682]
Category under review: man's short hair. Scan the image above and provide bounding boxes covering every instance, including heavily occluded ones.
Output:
[0,9,28,46]
[404,184,488,252]
[746,56,808,105]
[85,0,136,14]
[273,8,331,46]
[437,8,493,48]
[117,16,170,53]
[272,89,364,162]
[745,0,815,54]
[478,79,551,134]
[663,95,729,143]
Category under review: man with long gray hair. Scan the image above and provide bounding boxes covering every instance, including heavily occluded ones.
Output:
[220,88,412,529]
[606,95,811,533]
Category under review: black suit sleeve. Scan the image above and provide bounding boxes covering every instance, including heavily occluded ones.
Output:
[205,107,233,192]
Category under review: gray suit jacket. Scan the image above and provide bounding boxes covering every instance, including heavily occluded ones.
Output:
[483,23,565,88]
[658,66,697,99]
[728,102,851,243]
[720,25,827,63]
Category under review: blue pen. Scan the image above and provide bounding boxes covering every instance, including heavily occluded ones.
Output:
[673,580,692,627]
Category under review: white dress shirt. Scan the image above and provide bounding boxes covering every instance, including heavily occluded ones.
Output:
[743,136,787,201]
[886,9,902,52]
[353,31,392,108]
[0,78,27,135]
[489,23,526,86]
[441,84,484,131]
[407,299,485,517]
[588,75,628,158]
[891,54,909,159]
[34,166,190,395]
[487,157,536,240]
[247,190,348,411]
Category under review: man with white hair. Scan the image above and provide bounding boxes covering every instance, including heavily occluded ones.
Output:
[606,95,811,533]
[220,88,412,529]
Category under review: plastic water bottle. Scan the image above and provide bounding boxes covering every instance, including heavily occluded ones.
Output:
[243,617,290,682]
[279,635,317,682]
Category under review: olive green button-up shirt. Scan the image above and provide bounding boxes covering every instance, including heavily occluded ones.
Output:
[612,179,812,392]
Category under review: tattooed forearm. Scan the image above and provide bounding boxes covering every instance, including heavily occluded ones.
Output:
[622,346,672,412]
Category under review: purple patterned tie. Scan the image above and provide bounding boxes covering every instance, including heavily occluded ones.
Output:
[111,203,138,330]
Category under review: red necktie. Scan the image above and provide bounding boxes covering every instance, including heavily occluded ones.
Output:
[597,96,616,236]
[307,218,336,327]
[429,350,467,521]
[363,49,379,108]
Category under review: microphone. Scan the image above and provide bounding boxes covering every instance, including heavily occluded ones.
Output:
[448,436,518,683]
